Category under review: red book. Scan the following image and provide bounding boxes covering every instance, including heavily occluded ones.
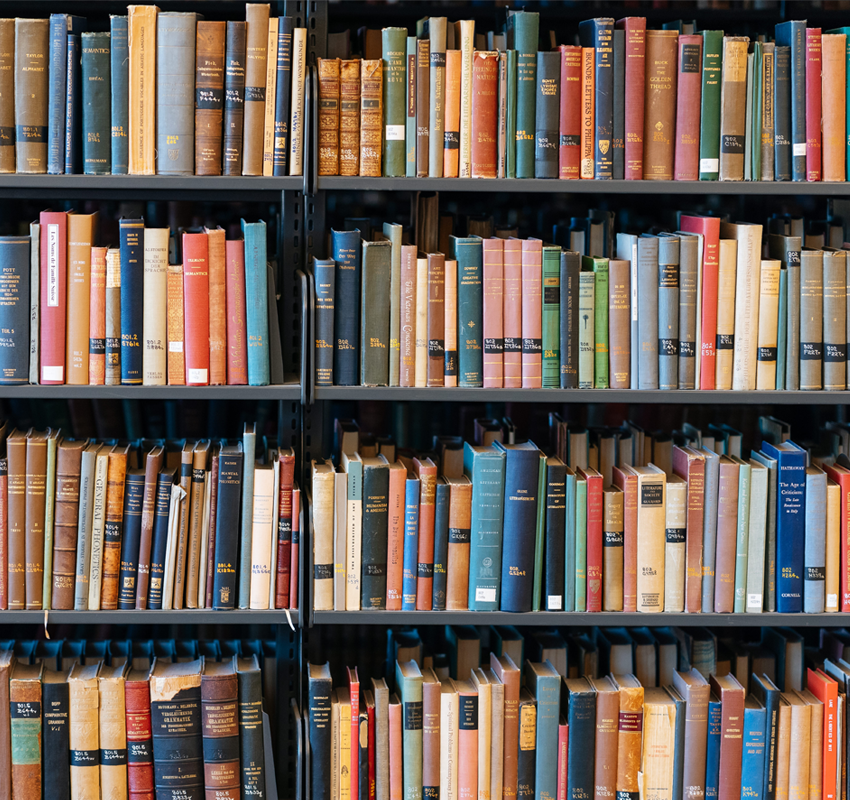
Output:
[414,457,438,610]
[558,45,581,179]
[386,462,405,611]
[204,449,219,609]
[367,691,377,800]
[126,667,155,800]
[521,238,542,389]
[39,210,69,384]
[275,451,296,609]
[672,445,706,614]
[289,484,300,610]
[471,51,498,179]
[182,231,211,386]
[388,695,403,800]
[613,465,638,613]
[680,214,721,390]
[482,238,504,388]
[674,35,702,181]
[503,238,523,389]
[0,459,6,610]
[580,466,603,612]
[806,28,823,181]
[225,239,248,385]
[348,667,361,797]
[616,17,647,179]
[557,716,568,800]
[205,226,227,386]
[823,460,850,611]
[808,668,838,800]
[709,674,745,800]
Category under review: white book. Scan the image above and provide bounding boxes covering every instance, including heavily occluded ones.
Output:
[197,471,212,609]
[714,239,738,390]
[439,681,459,800]
[142,227,169,385]
[663,475,687,612]
[458,20,474,177]
[756,259,781,390]
[29,221,39,385]
[634,464,667,613]
[87,446,111,610]
[74,442,100,610]
[746,460,768,613]
[333,466,347,611]
[262,17,279,177]
[288,27,307,176]
[162,483,186,611]
[312,460,336,612]
[415,256,428,387]
[342,451,363,611]
[827,479,841,613]
[249,464,276,609]
[268,454,281,609]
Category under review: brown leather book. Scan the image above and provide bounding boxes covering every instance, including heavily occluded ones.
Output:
[718,37,749,181]
[360,59,383,177]
[195,21,227,176]
[167,263,185,385]
[67,212,98,385]
[0,19,14,173]
[445,475,472,610]
[340,58,361,176]
[642,30,678,180]
[201,658,240,799]
[822,34,846,182]
[99,662,129,800]
[6,429,28,610]
[415,38,430,178]
[100,443,130,610]
[427,252,446,386]
[796,689,823,800]
[590,675,620,800]
[135,444,165,608]
[14,19,49,173]
[185,440,210,608]
[318,57,341,176]
[241,3,270,176]
[672,669,710,800]
[24,429,50,609]
[602,484,624,611]
[204,226,227,386]
[611,673,643,800]
[709,673,745,800]
[223,21,247,176]
[713,455,740,613]
[471,51,498,179]
[0,650,11,800]
[10,662,43,800]
[173,441,195,609]
[69,662,101,799]
[51,439,88,610]
[608,258,630,389]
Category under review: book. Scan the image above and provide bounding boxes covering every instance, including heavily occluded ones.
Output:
[128,5,157,175]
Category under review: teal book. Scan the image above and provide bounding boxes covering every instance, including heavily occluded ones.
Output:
[826,27,850,177]
[406,36,416,177]
[451,235,484,387]
[776,268,788,389]
[583,256,609,388]
[396,660,424,800]
[699,31,723,180]
[531,452,547,612]
[733,458,752,613]
[564,467,576,612]
[741,696,767,800]
[507,11,539,178]
[242,219,270,386]
[382,28,407,177]
[542,244,560,388]
[526,661,560,800]
[463,443,506,611]
[506,49,518,179]
[575,472,587,612]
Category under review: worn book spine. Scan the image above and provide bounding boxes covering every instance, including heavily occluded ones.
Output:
[558,45,581,179]
[604,257,630,390]
[458,20,474,178]
[428,19,446,178]
[381,28,406,177]
[512,12,538,179]
[698,30,723,180]
[643,31,678,180]
[128,6,158,175]
[636,468,666,613]
[272,18,293,177]
[675,35,702,180]
[677,237,698,389]
[822,34,846,181]
[361,240,392,386]
[534,50,559,179]
[443,48,460,178]
[287,27,306,177]
[203,227,227,386]
[24,433,48,609]
[241,3,269,176]
[756,259,781,390]
[15,19,49,173]
[579,18,613,179]
[399,245,416,387]
[823,251,846,390]
[0,459,6,608]
[713,458,740,613]
[481,239,504,388]
[521,240,542,389]
[340,58,361,176]
[82,32,112,175]
[0,237,30,383]
[119,217,144,384]
[580,47,594,179]
[762,42,776,181]
[637,236,659,389]
[166,263,185,385]
[273,456,292,609]
[714,239,737,390]
[68,668,98,800]
[578,272,595,389]
[317,57,340,176]
[194,21,226,176]
[117,469,145,609]
[618,17,646,179]
[223,21,246,175]
[360,60,383,177]
[806,29,823,181]
[224,239,248,385]
[415,37,430,178]
[201,663,240,800]
[109,15,129,174]
[658,237,680,391]
[804,469,827,613]
[718,36,749,181]
[800,249,824,390]
[99,667,129,800]
[425,252,446,387]
[0,19,15,172]
[125,672,153,800]
[472,51,499,179]
[135,449,164,609]
[415,460,437,611]
[260,18,278,177]
[100,447,128,609]
[455,237,484,387]
[51,443,84,609]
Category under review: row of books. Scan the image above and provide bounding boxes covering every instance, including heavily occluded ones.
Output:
[0,422,300,612]
[0,212,282,386]
[5,6,307,177]
[0,646,275,800]
[313,212,847,391]
[307,629,850,800]
[316,13,850,182]
[310,412,847,615]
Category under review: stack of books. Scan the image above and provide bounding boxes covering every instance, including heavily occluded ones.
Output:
[318,13,850,182]
[311,413,848,615]
[4,6,306,176]
[0,422,299,612]
[0,214,281,386]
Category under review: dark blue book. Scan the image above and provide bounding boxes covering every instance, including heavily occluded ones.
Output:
[497,441,541,613]
[119,217,144,385]
[110,15,129,174]
[565,677,595,800]
[65,32,82,174]
[360,456,390,610]
[543,457,566,610]
[0,236,31,384]
[612,28,625,179]
[774,46,792,181]
[775,21,807,181]
[313,257,335,386]
[332,228,362,386]
[705,694,722,800]
[212,445,244,610]
[579,18,615,179]
[450,235,483,388]
[81,32,111,175]
[751,674,780,800]
[431,478,450,611]
[741,696,767,800]
[762,440,807,612]
[147,467,176,610]
[272,17,293,176]
[47,15,80,174]
[117,468,146,609]
[401,472,420,612]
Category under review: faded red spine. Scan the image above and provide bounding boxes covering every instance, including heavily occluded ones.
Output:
[806,28,823,181]
[482,238,504,388]
[126,676,154,800]
[617,17,646,179]
[613,466,638,613]
[558,45,581,179]
[182,232,211,386]
[521,239,542,389]
[39,211,68,384]
[584,469,603,612]
[502,239,523,389]
[289,486,300,610]
[674,35,703,181]
[275,453,295,608]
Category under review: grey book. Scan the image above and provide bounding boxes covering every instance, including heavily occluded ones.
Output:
[767,233,801,389]
[383,223,403,386]
[155,12,197,175]
[746,460,768,613]
[822,249,847,390]
[799,247,824,390]
[637,235,659,389]
[237,423,256,609]
[371,677,390,800]
[426,17,446,178]
[751,448,778,612]
[675,233,699,389]
[698,446,720,613]
[73,443,100,610]
[616,233,640,389]
[804,466,826,614]
[657,234,680,391]
[361,240,392,386]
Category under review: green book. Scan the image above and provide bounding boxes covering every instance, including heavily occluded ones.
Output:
[752,44,763,181]
[733,458,752,613]
[451,235,484,388]
[531,452,548,612]
[382,28,407,177]
[507,10,539,178]
[361,240,392,386]
[826,27,850,178]
[583,256,609,388]
[395,660,423,800]
[578,271,595,388]
[406,36,416,177]
[776,267,788,389]
[41,432,58,609]
[506,49,518,179]
[542,244,560,388]
[575,472,587,612]
[699,30,723,180]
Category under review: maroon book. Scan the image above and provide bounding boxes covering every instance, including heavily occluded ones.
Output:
[289,484,300,609]
[582,467,603,612]
[674,35,702,181]
[126,667,155,800]
[558,45,581,179]
[275,451,296,608]
[806,28,823,181]
[709,673,745,800]
[616,17,646,179]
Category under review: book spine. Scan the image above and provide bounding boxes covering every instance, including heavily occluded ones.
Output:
[64,213,93,385]
[804,472,827,613]
[361,464,390,610]
[65,32,81,174]
[110,16,129,174]
[665,480,687,612]
[309,671,333,800]
[68,675,97,800]
[566,693,595,800]
[225,240,249,385]
[776,268,787,390]
[48,15,68,175]
[717,687,745,800]
[822,34,846,182]
[678,240,698,389]
[787,22,807,181]
[242,221,269,386]
[88,452,109,610]
[426,253,445,387]
[503,240,522,389]
[578,272,595,389]
[39,212,67,383]
[756,259,780,390]
[472,51,499,179]
[43,680,70,800]
[166,263,185,385]
[317,56,340,177]
[806,29,823,181]
[212,450,243,610]
[636,473,666,613]
[182,232,211,385]
[384,466,405,611]
[585,473,603,612]
[206,228,227,386]
[590,19,614,179]
[272,19,293,177]
[7,436,27,610]
[534,51,559,179]
[128,6,158,175]
[428,21,446,179]
[482,240,504,388]
[314,257,336,386]
[506,50,517,178]
[592,259,609,389]
[415,465,436,611]
[544,462,567,611]
[288,28,307,178]
[644,32,677,179]
[100,674,130,800]
[401,476,420,611]
[467,449,505,611]
[24,435,47,609]
[100,450,127,610]
[147,472,172,610]
[195,21,226,176]
[51,447,82,609]
[823,252,846,390]
[142,228,168,386]
[521,242,542,389]
[800,251,824,390]
[382,29,406,177]
[699,30,723,180]
[361,241,392,386]
[774,46,791,181]
[608,258,630,389]
[559,46,581,179]
[126,678,154,800]
[416,38,430,178]
[622,18,646,179]
[272,461,291,609]
[559,251,579,388]
[514,13,539,178]
[602,488,624,611]
[119,218,144,384]
[82,32,112,175]
[0,238,31,383]
[340,58,361,176]
[675,36,702,180]
[500,448,540,613]
[776,448,807,612]
[458,691,479,800]
[201,671,240,799]
[658,239,680,391]
[223,21,247,176]
[399,246,416,387]
[360,59,383,177]
[637,236,659,389]
[458,21,474,178]
[762,44,776,181]
[456,239,483,388]
[612,29,625,179]
[241,4,269,176]
[0,459,6,609]
[118,471,145,609]
[580,47,594,179]
[0,20,15,173]
[443,49,460,178]
[151,675,203,798]
[14,19,49,174]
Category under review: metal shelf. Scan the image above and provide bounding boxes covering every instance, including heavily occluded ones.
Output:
[312,610,849,627]
[0,381,301,400]
[316,177,850,195]
[313,386,850,405]
[0,609,299,625]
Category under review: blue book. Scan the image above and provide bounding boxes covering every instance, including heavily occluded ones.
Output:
[565,678,595,800]
[242,219,270,386]
[431,478,450,611]
[272,17,293,176]
[401,472,420,612]
[497,441,541,613]
[578,18,615,179]
[762,440,807,612]
[110,15,129,174]
[450,235,484,387]
[0,236,31,384]
[463,443,506,611]
[705,694,722,800]
[117,469,146,609]
[119,217,145,385]
[527,661,560,800]
[313,257,336,386]
[750,674,781,800]
[775,21,807,181]
[148,467,177,610]
[575,472,587,612]
[48,14,70,174]
[65,32,82,173]
[332,228,362,386]
[563,467,576,611]
[741,696,767,800]
[804,466,827,613]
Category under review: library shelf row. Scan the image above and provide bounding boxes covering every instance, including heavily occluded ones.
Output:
[0,609,299,625]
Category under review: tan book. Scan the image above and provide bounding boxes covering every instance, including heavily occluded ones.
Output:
[166,263,185,385]
[491,653,520,800]
[128,6,159,174]
[796,689,823,800]
[359,59,383,177]
[472,669,492,800]
[87,444,110,609]
[664,474,687,613]
[249,463,275,608]
[603,484,624,611]
[14,19,49,173]
[827,479,841,612]
[143,227,169,386]
[261,16,278,176]
[69,662,102,800]
[612,674,644,800]
[318,57,341,176]
[457,20,474,178]
[422,668,442,800]
[718,37,749,181]
[185,440,210,608]
[776,695,791,800]
[756,259,781,390]
[312,460,336,612]
[172,442,195,609]
[440,680,459,800]
[289,27,307,176]
[823,249,847,391]
[640,687,677,800]
[634,464,666,613]
[99,662,129,800]
[339,59,361,176]
[589,676,620,800]
[783,691,811,800]
[66,213,97,385]
[242,3,270,175]
[486,668,504,800]
[100,445,131,609]
[714,239,738,390]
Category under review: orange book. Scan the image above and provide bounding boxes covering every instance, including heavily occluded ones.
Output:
[205,226,227,385]
[807,667,838,800]
[414,456,437,611]
[167,263,185,385]
[88,246,108,385]
[443,49,461,178]
[580,47,594,179]
[66,212,97,385]
[822,33,846,182]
